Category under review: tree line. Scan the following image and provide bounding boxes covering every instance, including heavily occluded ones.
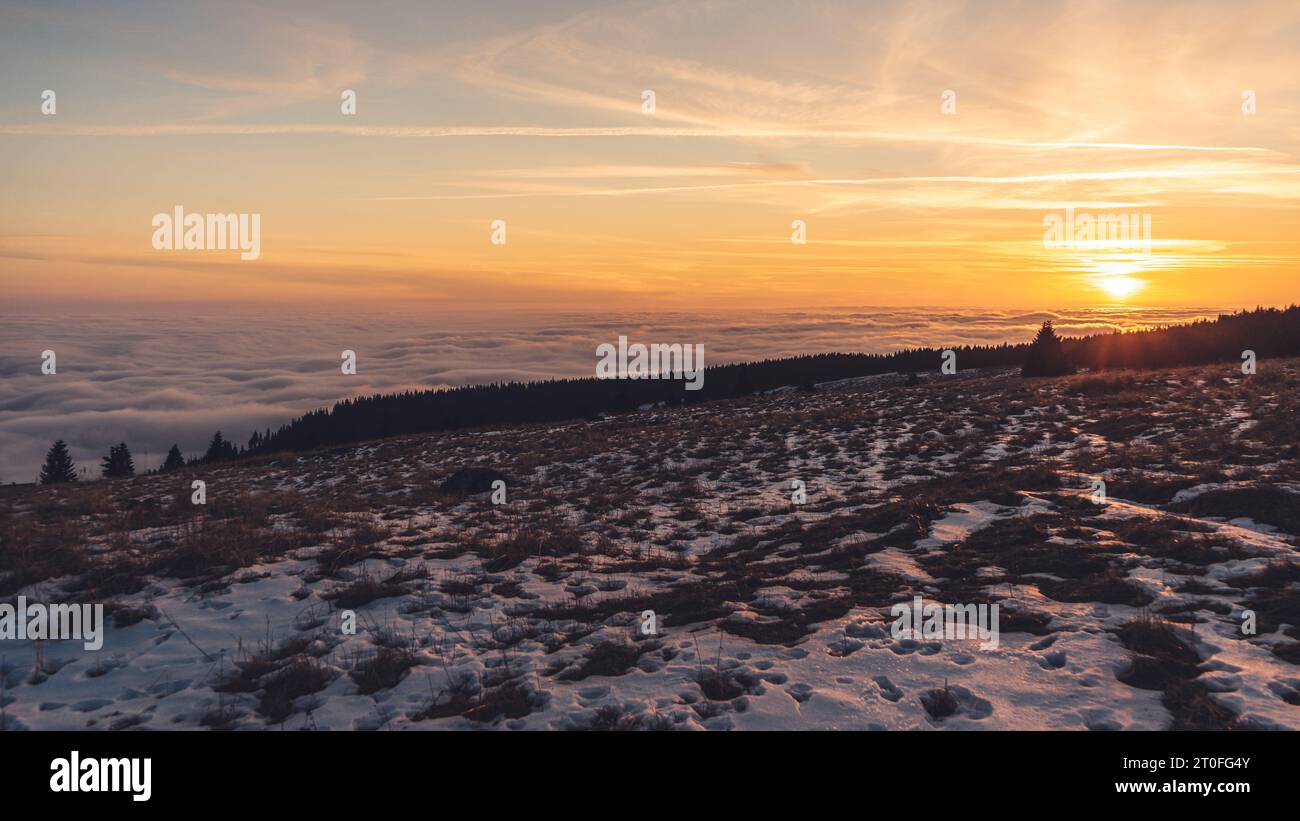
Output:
[37,430,260,484]
[35,305,1300,483]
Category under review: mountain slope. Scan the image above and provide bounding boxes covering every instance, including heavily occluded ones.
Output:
[3,359,1299,730]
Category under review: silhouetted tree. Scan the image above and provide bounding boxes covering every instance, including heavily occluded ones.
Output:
[39,439,78,484]
[100,442,136,478]
[161,444,185,472]
[1022,321,1074,377]
[204,431,238,462]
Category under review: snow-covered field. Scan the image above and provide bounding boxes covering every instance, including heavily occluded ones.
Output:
[3,359,1299,730]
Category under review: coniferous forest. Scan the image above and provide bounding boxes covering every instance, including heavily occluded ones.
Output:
[242,306,1300,458]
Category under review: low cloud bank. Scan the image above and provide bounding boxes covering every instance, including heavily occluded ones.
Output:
[0,306,1217,483]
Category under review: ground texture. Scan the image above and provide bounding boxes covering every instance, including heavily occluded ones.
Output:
[3,359,1300,730]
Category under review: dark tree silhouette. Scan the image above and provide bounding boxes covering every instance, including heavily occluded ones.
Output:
[161,444,185,472]
[39,439,78,484]
[204,431,238,462]
[100,442,136,478]
[1022,321,1075,377]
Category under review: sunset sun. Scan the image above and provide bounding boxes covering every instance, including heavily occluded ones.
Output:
[1098,275,1146,299]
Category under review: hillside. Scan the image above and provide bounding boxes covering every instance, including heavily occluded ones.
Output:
[3,359,1300,730]
[246,306,1300,457]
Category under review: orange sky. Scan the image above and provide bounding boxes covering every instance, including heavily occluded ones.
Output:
[2,0,1297,311]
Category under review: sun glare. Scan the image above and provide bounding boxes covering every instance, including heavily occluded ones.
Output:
[1098,275,1145,299]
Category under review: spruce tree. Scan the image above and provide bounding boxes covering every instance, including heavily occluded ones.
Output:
[1021,321,1074,377]
[101,442,136,478]
[204,431,237,462]
[161,444,185,472]
[39,439,78,484]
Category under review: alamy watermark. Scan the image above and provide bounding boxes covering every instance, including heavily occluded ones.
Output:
[1043,206,1151,255]
[0,596,104,650]
[596,336,705,390]
[151,205,261,260]
[891,595,999,650]
[50,751,151,802]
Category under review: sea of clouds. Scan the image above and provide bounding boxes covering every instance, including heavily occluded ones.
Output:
[0,306,1221,483]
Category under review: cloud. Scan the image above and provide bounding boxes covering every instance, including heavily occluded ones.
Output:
[0,306,1221,483]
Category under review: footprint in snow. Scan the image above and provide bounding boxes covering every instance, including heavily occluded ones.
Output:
[889,638,942,656]
[873,676,903,702]
[353,713,388,731]
[578,685,611,703]
[147,678,192,697]
[1084,717,1123,731]
[1029,634,1058,651]
[787,683,815,703]
[1038,651,1067,670]
[826,637,864,657]
[922,685,993,722]
[954,687,994,719]
[1265,679,1298,702]
[844,620,888,639]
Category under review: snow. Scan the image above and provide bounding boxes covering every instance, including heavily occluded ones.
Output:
[4,358,1300,730]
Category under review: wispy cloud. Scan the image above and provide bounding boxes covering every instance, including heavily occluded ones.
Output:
[1,0,1296,310]
[0,122,1276,154]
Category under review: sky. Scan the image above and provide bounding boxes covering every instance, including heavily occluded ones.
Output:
[1,0,1297,312]
[1,1,1298,481]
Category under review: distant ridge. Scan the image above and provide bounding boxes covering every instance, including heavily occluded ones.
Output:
[245,306,1300,458]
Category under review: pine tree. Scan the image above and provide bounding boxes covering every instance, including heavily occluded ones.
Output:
[39,439,78,484]
[161,444,185,472]
[205,431,225,461]
[1021,321,1074,377]
[204,431,237,462]
[100,442,136,478]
